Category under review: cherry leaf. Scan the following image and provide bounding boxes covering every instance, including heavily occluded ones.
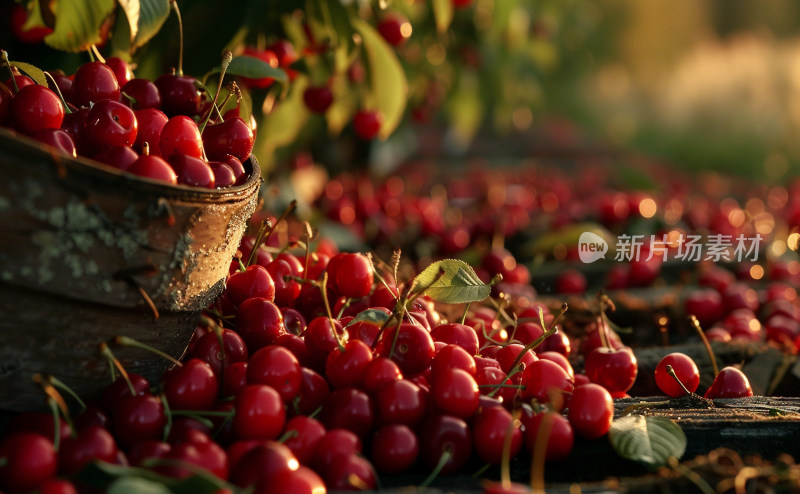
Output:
[608,415,686,468]
[107,477,170,494]
[414,259,492,304]
[45,0,116,52]
[9,61,48,87]
[117,0,140,41]
[224,55,288,83]
[347,309,391,328]
[132,0,170,49]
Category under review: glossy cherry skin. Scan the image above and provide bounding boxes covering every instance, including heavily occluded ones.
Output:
[0,83,12,126]
[704,366,754,399]
[32,128,76,157]
[232,384,286,440]
[375,378,427,427]
[155,74,206,117]
[266,259,301,306]
[324,453,377,491]
[431,368,480,419]
[432,344,477,377]
[282,416,326,466]
[419,415,472,475]
[655,353,700,397]
[227,264,276,306]
[133,108,168,156]
[122,78,161,110]
[105,57,133,87]
[537,351,574,380]
[247,345,302,402]
[100,372,151,412]
[112,393,167,448]
[230,440,298,489]
[72,61,120,106]
[684,289,725,328]
[567,383,614,439]
[585,346,638,395]
[375,322,436,376]
[189,328,248,378]
[496,343,537,375]
[430,322,480,356]
[210,161,236,187]
[202,117,254,161]
[94,145,139,170]
[304,316,345,365]
[127,154,178,184]
[84,99,138,151]
[58,426,119,475]
[0,433,57,493]
[313,428,363,473]
[162,358,219,410]
[378,14,411,46]
[353,110,382,140]
[159,115,204,159]
[327,252,374,299]
[521,358,574,411]
[303,86,333,114]
[370,424,419,475]
[361,357,404,393]
[320,387,375,438]
[521,411,574,461]
[10,84,64,135]
[235,297,285,352]
[168,154,216,188]
[326,339,374,389]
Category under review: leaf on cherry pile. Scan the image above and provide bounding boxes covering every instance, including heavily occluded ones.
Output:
[45,0,116,52]
[414,259,492,304]
[9,61,47,87]
[76,460,240,494]
[608,415,687,468]
[347,308,391,327]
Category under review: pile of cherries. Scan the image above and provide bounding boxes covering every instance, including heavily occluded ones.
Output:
[0,53,253,188]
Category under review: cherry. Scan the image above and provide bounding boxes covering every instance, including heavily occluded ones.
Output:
[704,366,753,399]
[33,128,77,157]
[189,327,248,378]
[127,154,177,184]
[353,110,382,140]
[567,383,614,439]
[495,343,537,375]
[238,47,279,89]
[112,393,167,448]
[378,14,411,46]
[431,323,480,356]
[0,433,57,493]
[122,78,161,110]
[304,316,345,365]
[60,107,89,154]
[282,416,325,465]
[276,332,312,367]
[537,351,574,380]
[38,478,78,494]
[72,61,120,107]
[370,424,419,475]
[655,353,700,397]
[159,115,204,159]
[419,415,472,475]
[313,428,363,473]
[346,313,385,348]
[327,252,374,299]
[722,282,760,313]
[324,453,377,491]
[168,154,216,188]
[210,161,237,187]
[4,73,35,91]
[167,429,228,480]
[522,411,574,461]
[432,344,477,377]
[227,264,276,306]
[223,154,247,184]
[247,345,302,402]
[155,73,206,117]
[10,84,64,135]
[685,289,725,327]
[361,356,404,393]
[431,368,480,419]
[303,85,333,114]
[103,57,133,86]
[58,425,119,476]
[320,387,375,438]
[375,378,427,426]
[8,411,70,443]
[232,384,286,440]
[230,440,298,489]
[555,268,587,294]
[94,145,139,170]
[375,322,436,375]
[540,329,572,356]
[266,259,301,306]
[47,72,74,104]
[263,465,325,494]
[10,4,53,43]
[222,361,249,397]
[472,406,523,465]
[453,0,472,8]
[584,346,638,395]
[521,358,574,411]
[511,321,546,346]
[202,117,254,161]
[83,99,138,151]
[133,108,168,156]
[296,367,331,415]
[100,372,151,412]
[325,339,373,389]
[162,358,219,410]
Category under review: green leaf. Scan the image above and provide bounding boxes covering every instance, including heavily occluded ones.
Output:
[432,0,454,33]
[608,415,686,468]
[346,309,391,328]
[108,477,171,494]
[352,19,407,139]
[224,55,288,83]
[22,1,49,32]
[413,259,492,304]
[10,61,48,87]
[132,0,170,49]
[117,0,140,41]
[316,0,354,52]
[45,0,117,52]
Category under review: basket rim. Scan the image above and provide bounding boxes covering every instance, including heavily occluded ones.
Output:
[0,126,262,204]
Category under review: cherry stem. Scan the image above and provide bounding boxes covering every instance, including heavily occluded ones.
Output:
[115,335,182,367]
[277,429,298,444]
[90,44,105,63]
[471,463,491,478]
[302,222,315,280]
[99,342,136,395]
[319,272,346,352]
[366,252,399,302]
[171,0,184,77]
[246,219,274,267]
[690,315,720,376]
[501,412,520,488]
[46,375,87,412]
[43,71,72,114]
[46,397,62,451]
[665,364,693,397]
[0,51,18,93]
[335,297,352,319]
[460,302,471,325]
[479,383,523,389]
[419,448,452,488]
[199,50,233,135]
[34,374,75,438]
[530,413,553,494]
[160,394,173,441]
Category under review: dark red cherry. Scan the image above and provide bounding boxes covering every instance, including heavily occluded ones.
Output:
[353,110,382,140]
[319,387,375,438]
[133,108,168,156]
[58,426,119,476]
[235,297,285,351]
[94,145,139,170]
[238,47,279,89]
[378,14,411,46]
[159,115,204,159]
[370,424,419,475]
[112,393,167,448]
[419,415,472,475]
[105,57,133,86]
[72,61,120,107]
[32,128,76,157]
[247,345,302,402]
[704,366,753,399]
[232,384,286,440]
[375,322,436,376]
[202,117,254,161]
[162,358,219,410]
[168,154,216,188]
[10,3,53,44]
[155,74,206,117]
[122,78,161,110]
[303,86,333,114]
[0,433,57,493]
[83,99,138,151]
[127,155,177,184]
[210,162,236,187]
[10,84,64,135]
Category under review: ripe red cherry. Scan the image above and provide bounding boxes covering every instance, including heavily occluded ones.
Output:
[521,411,574,461]
[155,74,206,117]
[202,117,254,161]
[10,84,64,135]
[282,416,326,466]
[72,61,120,106]
[325,339,373,389]
[232,384,286,440]
[303,86,333,114]
[84,99,138,151]
[472,406,522,465]
[247,345,302,402]
[239,47,279,89]
[235,297,285,351]
[127,154,177,184]
[122,78,161,110]
[32,128,76,157]
[168,154,216,188]
[685,289,724,328]
[133,108,168,156]
[585,346,638,395]
[419,415,472,475]
[431,368,480,419]
[111,393,167,448]
[521,358,574,411]
[370,424,419,474]
[704,366,753,399]
[0,83,12,126]
[159,115,204,159]
[267,466,326,494]
[320,387,375,438]
[58,426,119,475]
[189,328,248,377]
[378,14,411,46]
[375,322,436,375]
[105,57,133,86]
[432,344,477,377]
[230,440,298,489]
[567,383,614,439]
[94,145,139,170]
[353,110,382,140]
[210,161,236,187]
[227,264,276,306]
[495,343,537,375]
[313,428,362,474]
[537,351,574,380]
[375,378,427,427]
[556,269,587,294]
[100,372,151,412]
[655,353,700,397]
[266,259,301,306]
[162,358,219,410]
[0,433,57,493]
[327,252,374,299]
[10,4,53,44]
[361,357,403,393]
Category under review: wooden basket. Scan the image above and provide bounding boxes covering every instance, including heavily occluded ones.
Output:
[0,128,261,411]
